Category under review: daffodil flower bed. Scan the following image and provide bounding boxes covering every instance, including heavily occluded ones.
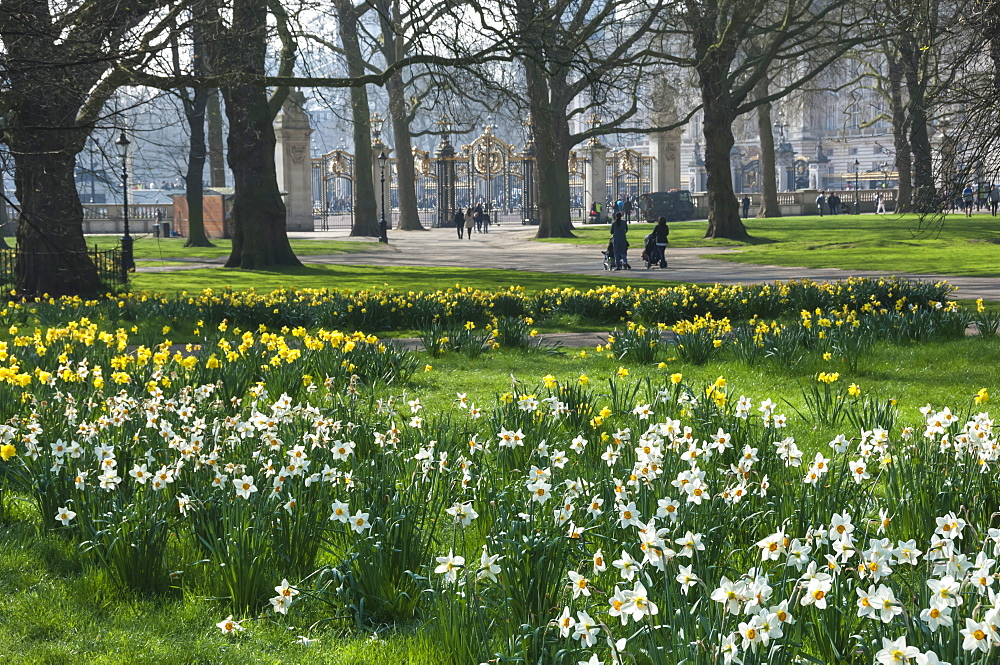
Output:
[2,326,1000,665]
[1,277,955,336]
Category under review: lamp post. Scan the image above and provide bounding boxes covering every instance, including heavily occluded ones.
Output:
[377,150,388,243]
[853,159,860,214]
[114,131,135,279]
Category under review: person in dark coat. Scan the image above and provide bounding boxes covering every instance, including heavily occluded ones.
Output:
[651,216,669,268]
[611,213,629,270]
[741,195,751,219]
[473,202,484,232]
[454,209,466,239]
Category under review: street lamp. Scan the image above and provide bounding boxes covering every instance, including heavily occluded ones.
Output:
[377,150,388,243]
[114,131,135,279]
[853,159,860,215]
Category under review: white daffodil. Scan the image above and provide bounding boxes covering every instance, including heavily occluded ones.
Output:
[434,549,465,583]
[216,615,243,634]
[55,506,76,526]
[875,636,921,665]
[233,474,257,499]
[349,510,371,534]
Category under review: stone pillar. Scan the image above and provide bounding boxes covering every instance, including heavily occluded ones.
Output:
[650,130,682,192]
[273,89,314,231]
[582,140,608,222]
[809,164,821,191]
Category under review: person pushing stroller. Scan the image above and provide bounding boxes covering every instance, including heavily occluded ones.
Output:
[642,217,669,269]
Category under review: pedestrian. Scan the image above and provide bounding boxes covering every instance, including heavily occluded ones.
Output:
[465,207,474,238]
[829,192,840,215]
[963,184,975,217]
[816,191,826,217]
[990,185,1000,217]
[652,216,669,268]
[979,185,989,212]
[483,212,490,233]
[623,197,633,223]
[741,195,751,219]
[589,202,599,222]
[473,202,484,232]
[454,208,465,239]
[875,193,886,215]
[611,212,629,270]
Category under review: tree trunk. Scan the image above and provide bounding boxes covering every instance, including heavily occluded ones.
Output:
[378,0,422,231]
[701,95,748,239]
[334,0,378,237]
[886,51,912,212]
[207,0,300,269]
[385,71,423,230]
[524,61,574,238]
[221,84,301,268]
[184,87,214,247]
[900,41,936,211]
[207,89,227,188]
[754,77,781,218]
[12,149,100,295]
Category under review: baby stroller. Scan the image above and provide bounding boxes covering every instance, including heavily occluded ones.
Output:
[641,233,668,270]
[603,238,630,270]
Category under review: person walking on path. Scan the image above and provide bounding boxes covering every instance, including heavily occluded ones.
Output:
[829,192,840,215]
[464,207,474,238]
[875,193,886,214]
[473,202,484,233]
[741,195,751,219]
[623,197,633,223]
[990,186,1000,217]
[816,191,826,217]
[652,216,670,268]
[455,209,466,239]
[963,184,975,217]
[611,212,629,270]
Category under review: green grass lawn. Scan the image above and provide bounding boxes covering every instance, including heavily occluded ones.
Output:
[129,263,672,294]
[86,236,382,262]
[543,213,1000,277]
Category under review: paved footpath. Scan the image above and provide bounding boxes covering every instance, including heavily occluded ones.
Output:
[141,223,1000,301]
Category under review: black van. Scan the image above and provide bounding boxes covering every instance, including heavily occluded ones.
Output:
[637,190,695,222]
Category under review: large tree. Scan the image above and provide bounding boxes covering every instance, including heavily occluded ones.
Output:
[171,5,215,247]
[505,0,665,238]
[0,0,175,295]
[668,0,865,239]
[205,0,301,269]
[332,0,379,237]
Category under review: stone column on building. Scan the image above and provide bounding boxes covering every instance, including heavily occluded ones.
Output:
[650,130,683,192]
[273,89,314,231]
[689,141,707,192]
[582,138,608,222]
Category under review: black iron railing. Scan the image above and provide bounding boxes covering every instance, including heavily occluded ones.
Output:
[0,246,126,291]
